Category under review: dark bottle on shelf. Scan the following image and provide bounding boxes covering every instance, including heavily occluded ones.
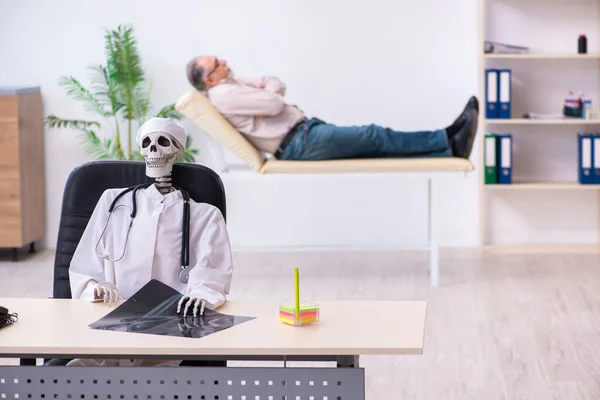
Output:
[578,34,587,54]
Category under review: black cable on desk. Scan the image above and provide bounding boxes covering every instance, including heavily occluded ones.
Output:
[0,306,18,329]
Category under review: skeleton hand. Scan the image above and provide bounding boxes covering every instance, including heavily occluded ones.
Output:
[177,296,206,317]
[94,282,120,306]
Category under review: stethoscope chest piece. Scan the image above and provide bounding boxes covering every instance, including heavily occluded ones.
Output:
[179,267,190,284]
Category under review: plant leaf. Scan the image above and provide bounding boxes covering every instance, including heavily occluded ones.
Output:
[88,64,124,116]
[155,104,182,119]
[45,115,101,130]
[104,24,145,121]
[80,129,111,159]
[58,76,112,117]
[181,147,199,163]
[129,149,145,161]
[141,80,153,123]
[132,84,150,126]
[180,135,199,162]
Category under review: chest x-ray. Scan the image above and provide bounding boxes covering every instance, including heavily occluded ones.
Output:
[89,279,254,338]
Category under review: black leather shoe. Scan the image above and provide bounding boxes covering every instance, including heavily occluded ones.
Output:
[447,96,479,140]
[450,106,478,159]
[465,96,479,113]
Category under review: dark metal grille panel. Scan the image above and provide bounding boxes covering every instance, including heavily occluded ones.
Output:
[0,366,364,400]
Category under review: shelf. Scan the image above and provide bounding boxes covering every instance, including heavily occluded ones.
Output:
[484,244,600,254]
[486,181,600,190]
[484,53,600,60]
[484,118,600,125]
[478,0,600,250]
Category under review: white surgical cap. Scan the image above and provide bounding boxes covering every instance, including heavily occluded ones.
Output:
[136,117,187,150]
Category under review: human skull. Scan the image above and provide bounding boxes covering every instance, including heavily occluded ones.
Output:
[140,132,182,178]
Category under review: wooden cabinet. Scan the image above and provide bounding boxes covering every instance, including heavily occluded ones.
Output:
[0,87,45,260]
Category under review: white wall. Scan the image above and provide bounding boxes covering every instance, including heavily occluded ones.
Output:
[0,0,480,250]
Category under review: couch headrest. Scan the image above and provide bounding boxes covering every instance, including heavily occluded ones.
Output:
[176,91,265,171]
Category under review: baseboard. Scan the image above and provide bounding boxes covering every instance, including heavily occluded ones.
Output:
[483,243,600,254]
[230,244,478,252]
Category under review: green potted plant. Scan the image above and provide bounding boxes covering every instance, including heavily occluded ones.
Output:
[46,24,198,162]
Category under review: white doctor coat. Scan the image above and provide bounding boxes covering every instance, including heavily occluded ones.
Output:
[69,183,233,310]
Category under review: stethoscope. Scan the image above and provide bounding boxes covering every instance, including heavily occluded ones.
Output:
[94,182,193,284]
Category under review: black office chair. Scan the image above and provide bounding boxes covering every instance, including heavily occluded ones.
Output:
[20,160,227,366]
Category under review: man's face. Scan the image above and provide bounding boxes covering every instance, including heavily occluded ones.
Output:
[197,56,230,88]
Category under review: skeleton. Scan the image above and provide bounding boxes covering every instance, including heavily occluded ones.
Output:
[137,119,207,317]
[93,118,207,317]
[65,117,234,367]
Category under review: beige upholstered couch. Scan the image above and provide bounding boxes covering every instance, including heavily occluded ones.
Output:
[175,91,475,174]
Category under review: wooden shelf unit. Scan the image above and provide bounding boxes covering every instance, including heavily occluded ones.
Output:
[0,87,45,260]
[477,0,600,252]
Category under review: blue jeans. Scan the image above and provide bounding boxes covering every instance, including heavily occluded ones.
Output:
[279,118,453,160]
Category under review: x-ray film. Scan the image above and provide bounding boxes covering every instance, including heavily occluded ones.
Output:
[89,279,255,338]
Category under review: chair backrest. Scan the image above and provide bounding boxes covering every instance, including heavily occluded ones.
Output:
[53,160,227,299]
[175,90,265,171]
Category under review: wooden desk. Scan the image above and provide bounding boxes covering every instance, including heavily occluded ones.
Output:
[0,298,427,399]
[0,298,426,358]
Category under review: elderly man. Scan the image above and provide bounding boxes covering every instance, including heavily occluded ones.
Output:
[186,55,478,161]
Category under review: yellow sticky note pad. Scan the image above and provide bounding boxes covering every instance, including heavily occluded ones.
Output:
[279,303,319,326]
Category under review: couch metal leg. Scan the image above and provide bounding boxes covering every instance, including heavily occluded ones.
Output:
[428,178,439,287]
[11,248,17,262]
[29,242,36,253]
